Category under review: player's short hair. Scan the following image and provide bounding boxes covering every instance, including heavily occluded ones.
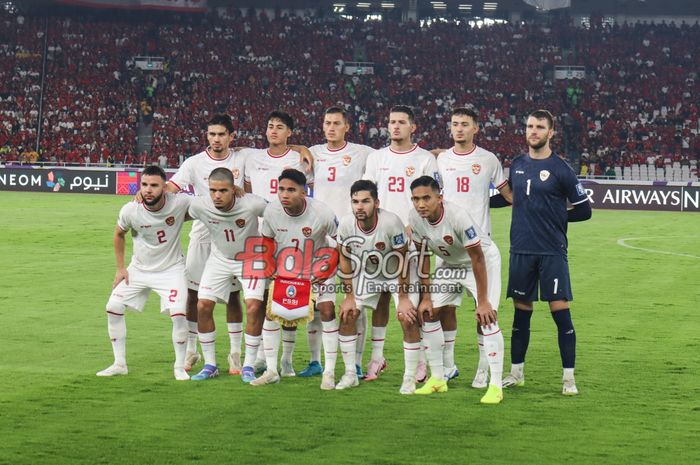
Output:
[451,107,479,124]
[325,106,348,122]
[389,105,415,123]
[528,109,555,130]
[207,114,235,134]
[209,167,235,185]
[350,180,378,200]
[267,110,294,131]
[410,175,441,193]
[279,168,306,187]
[142,165,166,181]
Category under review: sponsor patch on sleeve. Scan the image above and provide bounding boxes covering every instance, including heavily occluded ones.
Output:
[576,183,585,197]
[465,226,477,240]
[433,171,443,188]
[392,233,405,246]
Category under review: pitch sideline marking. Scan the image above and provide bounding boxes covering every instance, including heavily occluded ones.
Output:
[616,237,700,259]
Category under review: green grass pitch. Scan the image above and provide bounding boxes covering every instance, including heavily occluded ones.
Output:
[0,191,698,465]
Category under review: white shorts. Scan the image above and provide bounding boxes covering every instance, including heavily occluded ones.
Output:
[430,243,502,310]
[313,275,337,305]
[198,254,266,303]
[107,264,188,314]
[186,239,242,293]
[353,263,420,311]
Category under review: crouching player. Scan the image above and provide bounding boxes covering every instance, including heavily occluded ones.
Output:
[186,168,268,381]
[408,176,504,403]
[97,165,192,381]
[337,180,421,393]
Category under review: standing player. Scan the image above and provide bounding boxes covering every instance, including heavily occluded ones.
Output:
[337,180,421,393]
[186,168,268,381]
[363,105,440,382]
[167,114,248,376]
[244,110,314,377]
[253,169,343,390]
[298,106,375,378]
[503,110,591,395]
[436,107,512,388]
[97,166,191,381]
[408,176,504,403]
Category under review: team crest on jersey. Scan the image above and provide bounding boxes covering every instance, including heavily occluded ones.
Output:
[405,166,416,177]
[286,285,297,298]
[342,155,352,166]
[231,168,240,179]
[236,218,246,228]
[443,235,454,245]
[471,164,481,175]
[540,170,550,181]
[375,242,386,251]
[165,216,175,226]
[302,227,312,237]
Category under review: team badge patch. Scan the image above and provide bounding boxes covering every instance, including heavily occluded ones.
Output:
[472,164,481,175]
[165,216,175,226]
[443,235,454,245]
[465,227,477,240]
[375,242,386,251]
[405,166,416,177]
[540,170,550,181]
[286,285,297,298]
[392,233,405,246]
[236,218,246,228]
[302,227,312,237]
[342,155,351,166]
[231,168,240,179]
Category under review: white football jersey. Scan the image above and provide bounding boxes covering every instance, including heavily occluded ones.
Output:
[363,144,440,225]
[244,148,314,202]
[188,194,267,260]
[409,200,490,267]
[310,142,373,218]
[438,145,507,237]
[261,198,337,279]
[168,147,249,242]
[337,208,407,279]
[117,193,191,272]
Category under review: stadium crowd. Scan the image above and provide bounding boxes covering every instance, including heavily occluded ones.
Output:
[0,8,698,179]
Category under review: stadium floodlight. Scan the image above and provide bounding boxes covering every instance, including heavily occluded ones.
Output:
[357,2,371,8]
[381,2,394,8]
[458,4,473,10]
[333,3,346,13]
[484,2,498,10]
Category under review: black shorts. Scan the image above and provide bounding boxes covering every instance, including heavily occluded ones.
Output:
[507,253,573,302]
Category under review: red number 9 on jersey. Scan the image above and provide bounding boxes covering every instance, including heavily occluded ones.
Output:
[270,179,278,194]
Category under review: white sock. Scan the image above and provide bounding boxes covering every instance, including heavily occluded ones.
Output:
[422,321,445,380]
[171,314,187,369]
[199,331,216,367]
[563,367,575,380]
[281,328,296,364]
[262,319,280,373]
[477,334,489,371]
[355,310,367,366]
[186,320,198,353]
[418,328,427,364]
[227,322,243,355]
[255,341,266,364]
[403,341,421,378]
[307,312,322,363]
[243,333,261,368]
[338,334,358,374]
[481,323,504,387]
[370,326,387,361]
[511,362,524,377]
[107,312,126,365]
[321,319,339,374]
[442,329,457,370]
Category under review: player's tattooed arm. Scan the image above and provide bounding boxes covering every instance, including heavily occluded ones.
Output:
[113,226,129,288]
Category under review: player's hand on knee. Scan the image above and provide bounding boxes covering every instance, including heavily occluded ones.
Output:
[113,268,129,288]
[396,296,417,324]
[417,297,433,324]
[475,301,497,328]
[339,296,358,322]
